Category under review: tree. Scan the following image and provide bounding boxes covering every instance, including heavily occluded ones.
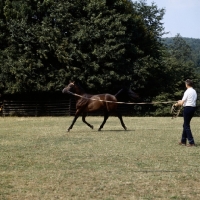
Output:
[1,0,70,93]
[0,0,8,92]
[163,36,200,73]
[0,0,169,96]
[61,0,168,95]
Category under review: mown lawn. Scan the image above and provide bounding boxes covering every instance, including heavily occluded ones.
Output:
[0,116,200,200]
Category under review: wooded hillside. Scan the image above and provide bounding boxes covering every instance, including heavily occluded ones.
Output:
[163,36,200,72]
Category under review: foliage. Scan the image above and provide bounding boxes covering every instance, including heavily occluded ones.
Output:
[163,36,200,72]
[1,0,70,93]
[152,34,200,116]
[0,0,167,95]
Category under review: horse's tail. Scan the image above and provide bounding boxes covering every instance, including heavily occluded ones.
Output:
[114,89,123,100]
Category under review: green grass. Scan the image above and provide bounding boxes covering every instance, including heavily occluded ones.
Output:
[0,116,200,200]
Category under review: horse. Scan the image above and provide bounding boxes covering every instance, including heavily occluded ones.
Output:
[62,82,139,132]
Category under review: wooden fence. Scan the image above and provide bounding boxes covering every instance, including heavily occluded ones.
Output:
[0,93,76,116]
[1,99,73,116]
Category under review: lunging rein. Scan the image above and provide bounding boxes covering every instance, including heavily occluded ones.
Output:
[67,91,181,118]
[67,91,176,105]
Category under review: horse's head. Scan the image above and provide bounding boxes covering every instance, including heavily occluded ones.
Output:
[62,82,76,94]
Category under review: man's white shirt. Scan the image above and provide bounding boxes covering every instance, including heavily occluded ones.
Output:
[182,87,197,107]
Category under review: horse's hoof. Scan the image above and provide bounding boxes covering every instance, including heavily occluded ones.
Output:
[98,128,101,131]
[124,127,127,131]
[67,129,70,132]
[91,125,94,129]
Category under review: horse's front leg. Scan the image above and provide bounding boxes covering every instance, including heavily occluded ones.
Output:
[82,113,94,129]
[67,110,81,132]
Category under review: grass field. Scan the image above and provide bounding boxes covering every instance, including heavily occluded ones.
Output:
[0,116,200,200]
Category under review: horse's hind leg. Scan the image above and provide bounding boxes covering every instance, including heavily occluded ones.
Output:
[117,113,127,130]
[98,112,109,131]
[82,113,93,129]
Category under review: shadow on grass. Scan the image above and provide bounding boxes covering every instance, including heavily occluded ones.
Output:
[97,129,134,132]
[131,170,182,173]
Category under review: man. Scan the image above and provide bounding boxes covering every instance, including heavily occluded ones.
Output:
[175,79,197,147]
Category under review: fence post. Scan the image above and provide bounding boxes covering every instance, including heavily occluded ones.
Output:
[0,100,3,117]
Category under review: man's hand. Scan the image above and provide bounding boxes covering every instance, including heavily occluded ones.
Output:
[175,100,184,106]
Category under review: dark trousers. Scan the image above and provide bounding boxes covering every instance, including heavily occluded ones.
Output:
[181,106,196,144]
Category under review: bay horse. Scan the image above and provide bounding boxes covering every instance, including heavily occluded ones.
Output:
[62,82,139,132]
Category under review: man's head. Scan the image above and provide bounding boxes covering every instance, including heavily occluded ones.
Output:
[185,79,193,88]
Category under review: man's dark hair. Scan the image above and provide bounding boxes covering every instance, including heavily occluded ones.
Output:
[185,79,193,87]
